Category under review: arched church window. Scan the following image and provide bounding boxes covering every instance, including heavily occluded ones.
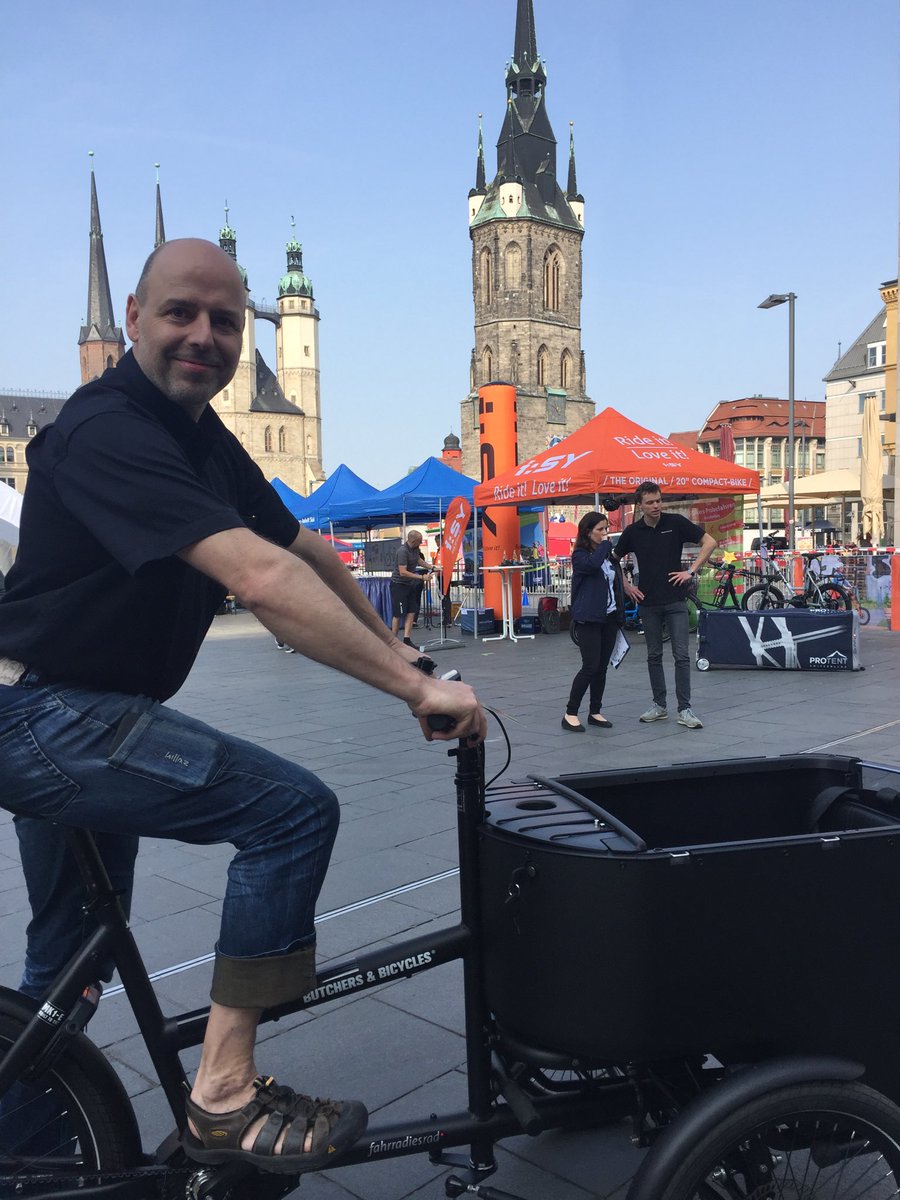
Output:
[480,247,493,306]
[5,446,14,463]
[264,426,273,453]
[542,248,562,311]
[482,345,493,383]
[537,345,549,386]
[106,355,114,369]
[560,350,572,390]
[504,243,521,290]
[278,426,286,453]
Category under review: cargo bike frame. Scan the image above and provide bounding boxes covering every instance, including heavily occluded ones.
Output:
[3,740,900,1199]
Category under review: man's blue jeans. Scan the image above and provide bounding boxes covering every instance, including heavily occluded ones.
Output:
[0,680,338,1007]
[639,601,692,712]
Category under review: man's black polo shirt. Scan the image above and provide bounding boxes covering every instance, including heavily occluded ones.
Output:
[0,351,299,700]
[614,512,704,605]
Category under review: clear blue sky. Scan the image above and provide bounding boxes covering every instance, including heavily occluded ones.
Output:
[2,0,898,487]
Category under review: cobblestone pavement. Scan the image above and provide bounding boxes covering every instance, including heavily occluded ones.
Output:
[2,611,899,1198]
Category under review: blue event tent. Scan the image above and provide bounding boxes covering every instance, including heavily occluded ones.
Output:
[271,464,379,530]
[326,457,479,531]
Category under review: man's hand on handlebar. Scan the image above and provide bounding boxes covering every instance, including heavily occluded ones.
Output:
[410,675,487,744]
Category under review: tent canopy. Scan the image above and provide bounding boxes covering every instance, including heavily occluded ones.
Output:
[759,468,895,506]
[326,457,480,530]
[0,481,22,576]
[270,465,379,529]
[473,406,760,507]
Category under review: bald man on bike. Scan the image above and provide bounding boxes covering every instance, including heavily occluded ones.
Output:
[0,239,486,1174]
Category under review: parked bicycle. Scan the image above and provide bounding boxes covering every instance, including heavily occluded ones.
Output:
[741,551,853,614]
[4,714,900,1199]
[685,559,747,614]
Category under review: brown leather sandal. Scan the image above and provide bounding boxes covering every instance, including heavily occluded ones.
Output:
[181,1075,368,1175]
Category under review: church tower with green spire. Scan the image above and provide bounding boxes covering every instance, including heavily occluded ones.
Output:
[461,0,592,477]
[78,156,125,383]
[276,223,324,488]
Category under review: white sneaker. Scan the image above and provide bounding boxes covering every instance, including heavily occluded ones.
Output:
[677,707,703,729]
[639,704,668,722]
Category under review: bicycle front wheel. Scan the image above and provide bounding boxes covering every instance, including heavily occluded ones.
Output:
[0,989,141,1186]
[642,1080,900,1200]
[741,583,784,611]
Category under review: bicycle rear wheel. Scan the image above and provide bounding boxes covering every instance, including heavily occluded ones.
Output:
[640,1080,900,1200]
[0,989,141,1187]
[813,584,852,612]
[741,583,785,611]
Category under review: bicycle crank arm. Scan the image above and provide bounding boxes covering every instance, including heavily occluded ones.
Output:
[445,1176,530,1199]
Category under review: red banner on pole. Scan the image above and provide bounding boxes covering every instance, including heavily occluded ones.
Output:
[439,496,471,596]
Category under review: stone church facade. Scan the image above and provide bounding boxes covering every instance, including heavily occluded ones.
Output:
[460,0,595,479]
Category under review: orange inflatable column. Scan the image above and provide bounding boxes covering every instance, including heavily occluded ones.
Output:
[479,382,522,622]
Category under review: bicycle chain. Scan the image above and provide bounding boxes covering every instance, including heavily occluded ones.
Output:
[1,1162,196,1198]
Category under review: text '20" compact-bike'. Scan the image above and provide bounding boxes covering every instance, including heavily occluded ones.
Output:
[3,710,900,1198]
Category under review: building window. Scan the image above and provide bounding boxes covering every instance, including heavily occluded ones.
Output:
[304,345,310,356]
[504,242,521,290]
[264,426,273,453]
[5,446,14,463]
[867,342,886,368]
[816,451,825,472]
[1,477,15,490]
[482,345,493,382]
[770,443,781,468]
[560,349,572,390]
[278,427,286,453]
[26,423,37,437]
[542,248,562,311]
[480,246,493,306]
[537,345,549,386]
[0,422,8,436]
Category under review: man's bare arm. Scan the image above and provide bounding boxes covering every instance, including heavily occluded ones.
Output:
[670,531,718,586]
[179,527,485,741]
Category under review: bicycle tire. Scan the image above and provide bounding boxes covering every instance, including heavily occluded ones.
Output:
[812,583,852,613]
[857,604,872,626]
[635,1080,900,1200]
[0,988,141,1187]
[741,583,785,612]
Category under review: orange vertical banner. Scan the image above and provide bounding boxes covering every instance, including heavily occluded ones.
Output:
[479,382,521,622]
[439,496,471,596]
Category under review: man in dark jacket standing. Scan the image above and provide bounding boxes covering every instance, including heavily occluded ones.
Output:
[613,482,716,729]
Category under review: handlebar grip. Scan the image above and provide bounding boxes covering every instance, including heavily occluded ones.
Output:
[427,714,456,733]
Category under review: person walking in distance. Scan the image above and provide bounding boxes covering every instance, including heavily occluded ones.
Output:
[562,511,625,732]
[613,482,716,729]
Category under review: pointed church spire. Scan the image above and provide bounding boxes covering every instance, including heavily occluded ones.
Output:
[512,0,538,70]
[78,153,124,381]
[474,114,486,193]
[154,163,166,248]
[497,0,553,193]
[566,122,582,201]
[81,153,121,343]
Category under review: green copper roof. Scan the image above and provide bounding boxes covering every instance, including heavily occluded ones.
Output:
[279,270,313,298]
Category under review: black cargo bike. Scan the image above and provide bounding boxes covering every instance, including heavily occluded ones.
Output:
[3,725,900,1199]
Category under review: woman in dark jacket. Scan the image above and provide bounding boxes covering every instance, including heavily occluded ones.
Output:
[562,511,625,732]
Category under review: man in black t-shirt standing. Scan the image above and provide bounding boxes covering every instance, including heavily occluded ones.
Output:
[390,529,432,646]
[613,481,716,729]
[0,239,486,1174]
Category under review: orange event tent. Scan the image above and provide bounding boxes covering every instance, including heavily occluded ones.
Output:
[474,406,760,507]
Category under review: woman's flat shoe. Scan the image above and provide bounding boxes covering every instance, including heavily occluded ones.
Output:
[588,716,613,728]
[561,717,585,733]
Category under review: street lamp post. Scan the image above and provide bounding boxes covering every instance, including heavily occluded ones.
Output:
[759,292,797,552]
